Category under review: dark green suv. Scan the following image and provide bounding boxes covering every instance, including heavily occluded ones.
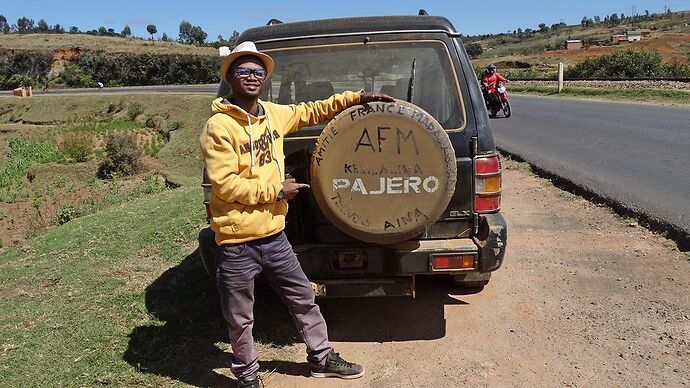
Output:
[200,11,507,297]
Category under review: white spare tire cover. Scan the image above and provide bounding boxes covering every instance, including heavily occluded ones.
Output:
[310,100,457,244]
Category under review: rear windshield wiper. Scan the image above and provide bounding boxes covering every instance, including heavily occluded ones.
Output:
[407,58,416,103]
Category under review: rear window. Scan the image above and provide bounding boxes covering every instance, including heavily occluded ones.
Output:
[261,40,465,130]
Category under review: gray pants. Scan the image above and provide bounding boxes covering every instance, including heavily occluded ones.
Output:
[216,231,331,378]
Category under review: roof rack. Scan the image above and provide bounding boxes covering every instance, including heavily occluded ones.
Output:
[418,9,429,15]
[266,18,283,26]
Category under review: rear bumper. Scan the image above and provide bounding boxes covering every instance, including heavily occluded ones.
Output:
[197,213,507,297]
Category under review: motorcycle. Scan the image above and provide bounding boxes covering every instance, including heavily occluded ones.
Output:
[484,82,511,118]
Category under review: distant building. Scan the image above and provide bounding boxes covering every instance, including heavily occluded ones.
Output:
[611,34,628,44]
[565,40,583,50]
[627,30,642,42]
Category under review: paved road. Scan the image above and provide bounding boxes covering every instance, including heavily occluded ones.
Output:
[491,95,690,243]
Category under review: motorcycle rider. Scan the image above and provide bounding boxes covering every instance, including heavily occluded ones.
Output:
[481,64,508,106]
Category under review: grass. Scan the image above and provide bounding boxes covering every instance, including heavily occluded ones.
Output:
[0,93,288,385]
[0,184,300,386]
[0,33,217,56]
[0,187,209,386]
[69,118,140,133]
[1,94,212,185]
[510,85,690,105]
[0,138,64,202]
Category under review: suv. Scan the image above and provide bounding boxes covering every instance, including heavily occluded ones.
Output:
[199,11,507,297]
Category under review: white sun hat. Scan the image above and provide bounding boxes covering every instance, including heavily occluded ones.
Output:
[219,41,274,84]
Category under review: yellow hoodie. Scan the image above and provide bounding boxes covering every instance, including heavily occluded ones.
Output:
[200,91,362,245]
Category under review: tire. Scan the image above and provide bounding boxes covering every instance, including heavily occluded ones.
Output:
[310,100,457,244]
[502,101,511,118]
[451,273,491,290]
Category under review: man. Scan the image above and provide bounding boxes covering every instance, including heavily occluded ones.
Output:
[480,63,508,105]
[199,41,394,387]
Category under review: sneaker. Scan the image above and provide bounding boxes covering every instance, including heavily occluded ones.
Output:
[237,372,261,388]
[311,350,365,379]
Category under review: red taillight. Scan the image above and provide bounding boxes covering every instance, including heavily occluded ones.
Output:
[475,195,501,212]
[431,254,476,270]
[475,156,500,174]
[474,155,502,213]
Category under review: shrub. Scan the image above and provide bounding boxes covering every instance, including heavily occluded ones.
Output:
[6,74,36,89]
[98,132,143,178]
[565,48,666,78]
[58,64,94,88]
[127,103,144,121]
[60,132,94,162]
[664,61,690,77]
[57,205,77,225]
[465,43,483,59]
[145,115,163,129]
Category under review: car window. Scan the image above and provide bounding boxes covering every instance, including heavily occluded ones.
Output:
[261,40,464,130]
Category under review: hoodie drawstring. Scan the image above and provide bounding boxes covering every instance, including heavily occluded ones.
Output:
[246,113,255,174]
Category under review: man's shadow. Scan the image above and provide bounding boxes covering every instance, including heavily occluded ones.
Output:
[124,250,471,386]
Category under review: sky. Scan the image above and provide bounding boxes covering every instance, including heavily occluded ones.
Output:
[1,0,687,41]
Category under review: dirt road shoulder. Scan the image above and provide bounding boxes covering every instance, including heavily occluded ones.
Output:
[258,159,690,387]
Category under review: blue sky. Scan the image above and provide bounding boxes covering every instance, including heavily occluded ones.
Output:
[1,0,687,40]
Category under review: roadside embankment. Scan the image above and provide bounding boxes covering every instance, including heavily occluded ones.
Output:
[511,79,689,90]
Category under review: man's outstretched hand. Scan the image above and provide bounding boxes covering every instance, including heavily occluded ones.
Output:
[281,178,310,200]
[359,92,396,104]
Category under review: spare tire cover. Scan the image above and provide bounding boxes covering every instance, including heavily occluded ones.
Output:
[310,100,457,244]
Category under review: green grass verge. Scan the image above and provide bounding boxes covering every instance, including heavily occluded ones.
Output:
[0,94,303,385]
[0,186,214,386]
[510,85,690,105]
[0,185,299,386]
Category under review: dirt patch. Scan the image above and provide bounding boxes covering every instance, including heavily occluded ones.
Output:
[245,159,690,387]
[49,47,82,77]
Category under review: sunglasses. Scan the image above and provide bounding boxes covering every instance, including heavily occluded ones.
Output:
[233,67,267,79]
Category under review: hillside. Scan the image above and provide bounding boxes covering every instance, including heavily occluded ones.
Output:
[0,33,217,55]
[469,10,690,77]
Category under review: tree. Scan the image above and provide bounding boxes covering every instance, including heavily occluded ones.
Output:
[179,20,192,43]
[610,13,619,25]
[37,19,49,32]
[16,17,35,33]
[121,25,131,37]
[190,25,207,44]
[147,24,157,40]
[230,30,240,46]
[581,16,588,28]
[69,26,80,34]
[538,23,548,33]
[53,23,64,33]
[594,15,601,23]
[98,26,107,35]
[161,32,169,42]
[465,43,483,59]
[0,15,10,33]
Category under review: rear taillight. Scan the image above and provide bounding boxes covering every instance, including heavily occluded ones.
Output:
[431,254,477,271]
[474,155,502,213]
